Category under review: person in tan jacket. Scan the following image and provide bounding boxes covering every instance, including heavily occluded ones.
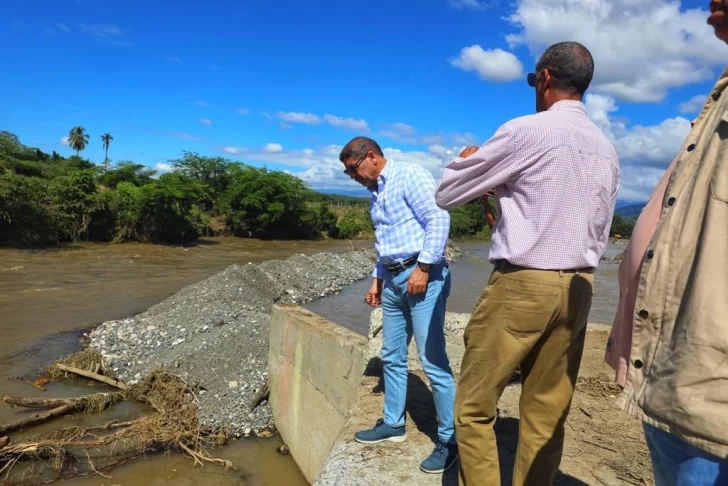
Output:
[617,3,728,484]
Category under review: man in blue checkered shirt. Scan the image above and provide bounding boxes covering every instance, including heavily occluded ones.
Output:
[339,136,458,475]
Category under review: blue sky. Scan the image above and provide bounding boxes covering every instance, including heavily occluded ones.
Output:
[1,0,723,201]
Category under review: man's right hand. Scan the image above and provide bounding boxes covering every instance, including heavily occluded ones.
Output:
[459,146,479,158]
[365,278,383,307]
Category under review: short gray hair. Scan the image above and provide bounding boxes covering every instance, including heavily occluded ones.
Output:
[536,42,594,96]
[339,137,383,162]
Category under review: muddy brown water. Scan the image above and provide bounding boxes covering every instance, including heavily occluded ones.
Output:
[0,237,622,485]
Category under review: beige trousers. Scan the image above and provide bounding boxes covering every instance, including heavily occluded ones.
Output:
[455,266,594,485]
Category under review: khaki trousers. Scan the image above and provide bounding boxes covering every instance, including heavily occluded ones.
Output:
[455,266,594,485]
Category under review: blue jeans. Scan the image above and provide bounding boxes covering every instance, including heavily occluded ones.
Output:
[643,423,728,486]
[380,263,455,444]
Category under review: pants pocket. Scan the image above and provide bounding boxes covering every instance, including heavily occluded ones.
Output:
[503,281,560,335]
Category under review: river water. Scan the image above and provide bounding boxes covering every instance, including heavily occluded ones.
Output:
[0,237,622,485]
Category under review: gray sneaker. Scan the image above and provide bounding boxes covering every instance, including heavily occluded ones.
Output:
[420,441,459,474]
[354,419,407,444]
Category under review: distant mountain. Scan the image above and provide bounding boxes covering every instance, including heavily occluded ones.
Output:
[615,202,646,218]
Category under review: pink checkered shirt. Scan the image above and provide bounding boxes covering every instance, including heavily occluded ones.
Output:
[436,100,620,270]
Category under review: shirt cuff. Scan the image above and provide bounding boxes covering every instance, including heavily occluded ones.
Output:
[372,262,386,279]
[418,250,437,265]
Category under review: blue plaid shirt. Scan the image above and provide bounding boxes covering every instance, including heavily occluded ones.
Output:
[368,161,450,279]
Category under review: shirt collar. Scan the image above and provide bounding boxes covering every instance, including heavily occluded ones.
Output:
[548,100,588,114]
[368,160,391,194]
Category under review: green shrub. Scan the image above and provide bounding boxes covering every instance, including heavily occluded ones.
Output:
[134,173,207,243]
[335,207,373,239]
[50,170,99,241]
[98,162,155,189]
[222,167,317,238]
[0,174,56,244]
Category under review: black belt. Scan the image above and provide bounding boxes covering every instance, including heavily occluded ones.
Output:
[493,259,595,274]
[385,255,419,276]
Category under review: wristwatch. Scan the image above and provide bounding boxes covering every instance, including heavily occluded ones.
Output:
[417,262,432,272]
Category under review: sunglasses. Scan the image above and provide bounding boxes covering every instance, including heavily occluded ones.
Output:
[343,153,369,175]
[527,68,560,87]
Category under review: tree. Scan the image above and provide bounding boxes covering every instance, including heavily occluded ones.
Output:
[98,161,155,188]
[100,133,113,170]
[222,166,320,238]
[610,214,635,238]
[68,126,90,156]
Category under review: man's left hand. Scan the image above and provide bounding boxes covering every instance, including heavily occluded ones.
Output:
[407,267,429,295]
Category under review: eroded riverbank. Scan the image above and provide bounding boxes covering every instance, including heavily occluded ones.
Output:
[0,237,374,485]
[0,238,624,485]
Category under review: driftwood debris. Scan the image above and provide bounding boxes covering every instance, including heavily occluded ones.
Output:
[1,392,124,415]
[11,377,46,392]
[52,364,129,391]
[0,404,76,436]
[0,350,234,481]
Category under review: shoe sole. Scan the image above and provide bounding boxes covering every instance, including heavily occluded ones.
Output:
[354,433,407,445]
[419,453,459,474]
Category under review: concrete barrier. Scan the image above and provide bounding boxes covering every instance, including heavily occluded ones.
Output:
[268,304,641,486]
[267,304,369,484]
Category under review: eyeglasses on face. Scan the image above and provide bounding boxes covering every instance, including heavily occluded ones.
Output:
[527,68,560,87]
[343,153,369,175]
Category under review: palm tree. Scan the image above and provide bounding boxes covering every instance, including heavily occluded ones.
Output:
[68,126,90,157]
[101,133,113,170]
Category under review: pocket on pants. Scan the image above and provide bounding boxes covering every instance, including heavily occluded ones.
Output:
[503,280,560,335]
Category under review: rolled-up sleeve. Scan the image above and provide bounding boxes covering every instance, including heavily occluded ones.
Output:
[372,261,386,279]
[405,167,450,264]
[435,125,517,210]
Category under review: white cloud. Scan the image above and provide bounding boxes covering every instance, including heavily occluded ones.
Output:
[452,132,478,146]
[165,56,183,64]
[277,111,321,124]
[217,142,465,191]
[420,134,447,145]
[451,45,524,82]
[505,0,725,102]
[236,108,250,115]
[154,162,175,174]
[60,136,70,145]
[679,94,708,114]
[264,143,283,153]
[280,122,292,129]
[585,93,691,200]
[379,122,419,144]
[586,93,691,168]
[196,101,208,107]
[209,64,221,71]
[78,24,123,37]
[261,112,273,119]
[390,122,416,136]
[323,114,370,132]
[448,0,496,9]
[199,118,213,126]
[77,23,129,46]
[223,146,248,155]
[56,23,71,33]
[145,129,203,141]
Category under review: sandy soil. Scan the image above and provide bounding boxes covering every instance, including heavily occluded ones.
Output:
[316,314,652,486]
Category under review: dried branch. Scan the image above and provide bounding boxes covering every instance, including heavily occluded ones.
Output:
[52,364,129,391]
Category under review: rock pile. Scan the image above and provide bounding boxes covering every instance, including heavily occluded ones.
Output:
[88,248,377,437]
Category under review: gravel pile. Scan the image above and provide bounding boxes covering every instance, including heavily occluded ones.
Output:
[88,248,377,437]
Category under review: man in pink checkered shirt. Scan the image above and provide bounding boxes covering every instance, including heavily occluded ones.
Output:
[435,42,620,485]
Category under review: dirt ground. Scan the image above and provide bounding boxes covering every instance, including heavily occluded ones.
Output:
[316,323,653,486]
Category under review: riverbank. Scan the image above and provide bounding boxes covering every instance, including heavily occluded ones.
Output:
[86,247,378,436]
